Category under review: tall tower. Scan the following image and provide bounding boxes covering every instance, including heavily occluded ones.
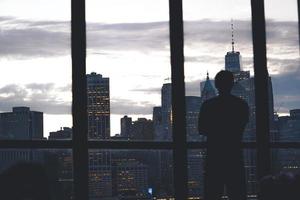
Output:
[87,72,110,139]
[225,21,242,72]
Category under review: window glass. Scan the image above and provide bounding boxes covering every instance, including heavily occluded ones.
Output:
[0,0,72,140]
[265,0,300,142]
[86,0,171,141]
[183,0,256,142]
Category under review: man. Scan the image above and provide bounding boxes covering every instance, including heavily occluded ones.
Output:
[198,70,249,200]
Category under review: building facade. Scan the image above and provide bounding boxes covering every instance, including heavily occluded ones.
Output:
[87,72,110,139]
[120,115,132,139]
[0,107,43,140]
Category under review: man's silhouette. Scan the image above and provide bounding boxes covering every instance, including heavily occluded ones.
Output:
[198,70,249,200]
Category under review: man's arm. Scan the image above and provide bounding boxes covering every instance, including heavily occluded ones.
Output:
[198,103,209,136]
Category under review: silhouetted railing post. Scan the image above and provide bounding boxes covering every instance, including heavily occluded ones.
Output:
[72,0,89,199]
[169,0,188,199]
[251,0,271,180]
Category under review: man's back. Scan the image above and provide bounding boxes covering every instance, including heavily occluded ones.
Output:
[198,94,249,149]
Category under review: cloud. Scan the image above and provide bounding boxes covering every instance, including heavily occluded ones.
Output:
[0,83,71,114]
[185,79,203,97]
[86,21,169,53]
[111,98,155,115]
[0,83,157,115]
[0,17,70,58]
[272,69,300,112]
[267,57,300,74]
[25,83,55,92]
[185,55,224,64]
[130,87,160,94]
[0,17,298,59]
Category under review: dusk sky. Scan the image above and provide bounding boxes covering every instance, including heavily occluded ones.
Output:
[0,0,299,137]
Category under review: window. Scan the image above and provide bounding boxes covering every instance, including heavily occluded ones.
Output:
[0,0,299,199]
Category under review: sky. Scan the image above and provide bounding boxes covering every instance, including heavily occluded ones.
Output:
[0,0,299,137]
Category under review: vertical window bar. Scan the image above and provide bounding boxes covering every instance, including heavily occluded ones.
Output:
[169,0,188,199]
[251,0,271,180]
[298,0,300,51]
[72,0,89,199]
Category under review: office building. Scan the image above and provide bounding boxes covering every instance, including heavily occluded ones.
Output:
[87,72,110,139]
[0,107,43,140]
[186,96,202,141]
[120,115,132,139]
[131,118,154,140]
[113,159,149,198]
[89,150,112,198]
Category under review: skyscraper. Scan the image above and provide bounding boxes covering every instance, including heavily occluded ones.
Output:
[87,73,112,198]
[225,51,242,72]
[225,22,242,73]
[87,72,110,139]
[152,83,174,198]
[185,96,202,141]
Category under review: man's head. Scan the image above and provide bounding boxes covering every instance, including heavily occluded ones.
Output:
[215,70,234,95]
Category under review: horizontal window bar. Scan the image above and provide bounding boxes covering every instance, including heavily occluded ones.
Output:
[1,141,300,149]
[0,140,73,149]
[88,141,174,149]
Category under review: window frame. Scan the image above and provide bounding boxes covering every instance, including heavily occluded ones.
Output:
[0,0,299,199]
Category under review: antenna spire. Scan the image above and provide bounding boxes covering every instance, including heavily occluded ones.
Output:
[231,19,235,52]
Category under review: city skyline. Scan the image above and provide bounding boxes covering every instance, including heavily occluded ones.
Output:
[0,0,299,136]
